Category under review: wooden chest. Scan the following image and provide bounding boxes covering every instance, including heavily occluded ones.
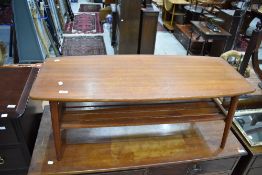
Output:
[0,66,42,175]
[29,106,246,175]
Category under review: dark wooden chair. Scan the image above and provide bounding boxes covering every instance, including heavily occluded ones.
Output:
[239,21,262,89]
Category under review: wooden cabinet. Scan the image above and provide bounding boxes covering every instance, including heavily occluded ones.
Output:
[112,1,158,54]
[0,67,42,175]
[138,5,159,54]
[114,0,141,54]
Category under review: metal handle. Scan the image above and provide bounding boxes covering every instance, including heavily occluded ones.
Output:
[187,164,203,175]
[0,156,4,165]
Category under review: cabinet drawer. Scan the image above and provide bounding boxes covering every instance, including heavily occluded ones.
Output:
[0,119,19,145]
[83,169,145,175]
[251,156,262,168]
[247,167,262,175]
[0,147,28,171]
[148,157,237,175]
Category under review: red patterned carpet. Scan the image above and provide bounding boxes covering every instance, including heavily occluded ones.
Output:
[79,4,101,12]
[64,12,103,34]
[62,36,106,56]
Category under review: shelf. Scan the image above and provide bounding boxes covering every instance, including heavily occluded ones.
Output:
[61,99,225,129]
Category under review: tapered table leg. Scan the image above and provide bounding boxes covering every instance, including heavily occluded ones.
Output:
[50,101,63,160]
[221,96,239,148]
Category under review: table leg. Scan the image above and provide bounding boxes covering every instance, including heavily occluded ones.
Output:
[201,39,207,56]
[220,96,239,148]
[50,101,63,160]
[187,28,193,55]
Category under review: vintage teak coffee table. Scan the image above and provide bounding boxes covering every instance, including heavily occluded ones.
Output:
[30,55,255,161]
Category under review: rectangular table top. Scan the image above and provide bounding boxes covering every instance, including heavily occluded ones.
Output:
[29,55,255,102]
[191,21,231,39]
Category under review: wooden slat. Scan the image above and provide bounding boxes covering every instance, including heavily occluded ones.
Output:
[61,101,225,129]
[61,114,225,128]
[29,55,255,102]
[64,100,217,113]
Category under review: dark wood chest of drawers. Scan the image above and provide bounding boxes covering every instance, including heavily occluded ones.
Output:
[0,67,42,175]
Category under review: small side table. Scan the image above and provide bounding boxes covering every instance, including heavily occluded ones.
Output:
[187,21,231,56]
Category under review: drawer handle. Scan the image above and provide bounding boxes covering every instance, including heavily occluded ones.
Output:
[187,164,203,175]
[0,126,6,131]
[0,156,4,165]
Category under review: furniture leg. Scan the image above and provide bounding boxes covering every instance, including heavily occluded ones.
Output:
[9,25,13,57]
[201,39,207,56]
[49,101,63,160]
[187,28,193,55]
[221,96,239,148]
[171,5,175,26]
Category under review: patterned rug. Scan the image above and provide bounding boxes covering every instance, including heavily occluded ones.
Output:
[62,36,107,56]
[64,12,103,34]
[79,4,101,12]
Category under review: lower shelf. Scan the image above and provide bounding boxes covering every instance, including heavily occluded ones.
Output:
[61,99,225,129]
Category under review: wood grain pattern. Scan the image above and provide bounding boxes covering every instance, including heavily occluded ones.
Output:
[29,55,254,102]
[61,100,225,128]
[191,21,231,39]
[28,107,246,175]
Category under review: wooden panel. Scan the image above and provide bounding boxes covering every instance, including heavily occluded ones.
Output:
[116,0,141,54]
[251,156,262,168]
[28,107,245,175]
[29,55,255,102]
[0,67,37,116]
[247,167,262,175]
[0,119,18,145]
[148,157,237,175]
[61,100,225,128]
[0,147,27,171]
[139,6,159,54]
[82,170,145,175]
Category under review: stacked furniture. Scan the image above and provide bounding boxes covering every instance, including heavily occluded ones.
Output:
[174,1,243,56]
[0,66,42,175]
[112,0,159,54]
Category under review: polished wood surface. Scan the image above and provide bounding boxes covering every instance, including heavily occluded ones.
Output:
[0,67,42,174]
[30,55,254,102]
[191,21,231,39]
[28,107,246,175]
[61,99,225,129]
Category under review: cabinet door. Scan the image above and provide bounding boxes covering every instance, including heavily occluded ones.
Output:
[0,147,28,171]
[0,119,19,145]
